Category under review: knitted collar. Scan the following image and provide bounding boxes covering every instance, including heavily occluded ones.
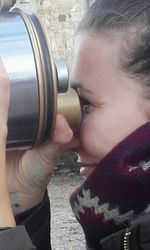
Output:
[70,123,150,249]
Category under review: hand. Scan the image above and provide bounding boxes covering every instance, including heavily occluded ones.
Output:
[0,59,16,226]
[6,114,79,215]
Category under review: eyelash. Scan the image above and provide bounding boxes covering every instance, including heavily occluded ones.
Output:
[80,97,91,114]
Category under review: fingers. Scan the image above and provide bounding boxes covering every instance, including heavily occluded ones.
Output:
[0,59,9,115]
[63,136,80,151]
[0,59,9,180]
[35,114,75,157]
[51,114,81,155]
[0,59,9,144]
[38,114,80,157]
[52,114,73,145]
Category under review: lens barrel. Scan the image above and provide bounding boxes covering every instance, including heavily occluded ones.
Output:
[0,8,81,149]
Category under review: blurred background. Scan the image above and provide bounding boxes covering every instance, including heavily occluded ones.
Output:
[15,0,86,68]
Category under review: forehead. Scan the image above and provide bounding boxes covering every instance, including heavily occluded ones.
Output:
[71,31,121,87]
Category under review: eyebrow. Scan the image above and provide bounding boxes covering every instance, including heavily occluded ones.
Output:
[70,81,81,89]
[71,81,93,95]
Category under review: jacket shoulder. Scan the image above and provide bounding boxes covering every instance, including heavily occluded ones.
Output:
[90,213,150,250]
[0,226,36,250]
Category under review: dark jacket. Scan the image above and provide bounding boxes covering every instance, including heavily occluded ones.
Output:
[0,193,150,250]
[0,193,51,250]
[87,213,150,250]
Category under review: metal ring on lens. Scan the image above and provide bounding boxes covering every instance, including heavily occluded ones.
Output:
[18,9,46,146]
[55,59,68,93]
[29,13,58,143]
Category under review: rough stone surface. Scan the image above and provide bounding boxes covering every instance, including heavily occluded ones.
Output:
[15,0,84,67]
[15,1,98,68]
[38,0,84,68]
[48,175,86,250]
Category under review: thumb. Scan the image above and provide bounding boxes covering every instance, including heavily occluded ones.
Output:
[52,114,73,145]
[34,114,74,158]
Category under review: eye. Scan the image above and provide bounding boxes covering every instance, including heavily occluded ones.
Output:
[80,97,90,106]
[80,97,91,114]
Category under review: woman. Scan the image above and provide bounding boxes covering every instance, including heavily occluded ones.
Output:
[0,0,150,249]
[69,0,150,249]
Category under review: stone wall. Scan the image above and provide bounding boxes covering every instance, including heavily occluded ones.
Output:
[38,0,84,68]
[16,0,84,68]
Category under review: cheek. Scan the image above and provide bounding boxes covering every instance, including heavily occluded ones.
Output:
[79,108,148,160]
[80,113,111,159]
[80,123,118,160]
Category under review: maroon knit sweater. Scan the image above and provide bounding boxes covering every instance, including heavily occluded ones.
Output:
[70,123,150,249]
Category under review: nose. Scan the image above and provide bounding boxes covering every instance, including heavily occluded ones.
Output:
[65,135,80,151]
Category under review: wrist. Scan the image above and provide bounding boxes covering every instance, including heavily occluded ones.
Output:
[0,188,16,227]
[10,189,46,215]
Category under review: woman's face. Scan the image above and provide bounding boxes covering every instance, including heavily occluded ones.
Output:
[70,31,150,176]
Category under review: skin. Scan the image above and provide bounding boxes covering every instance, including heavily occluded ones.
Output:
[70,31,150,176]
[0,71,76,217]
[1,29,150,224]
[0,60,15,226]
[6,115,76,215]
